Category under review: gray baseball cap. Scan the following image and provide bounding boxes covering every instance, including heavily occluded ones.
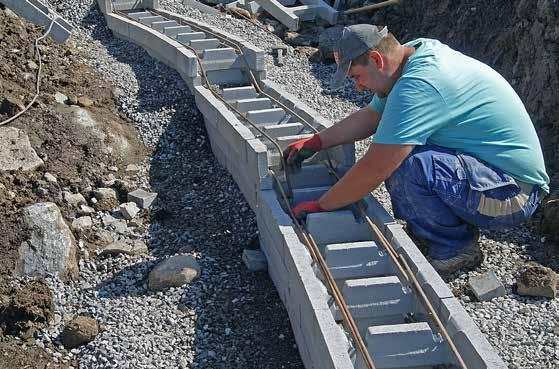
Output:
[330,24,389,90]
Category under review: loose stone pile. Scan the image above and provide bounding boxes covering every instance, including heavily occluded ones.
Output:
[34,0,559,368]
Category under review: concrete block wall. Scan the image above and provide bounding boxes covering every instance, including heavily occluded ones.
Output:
[257,189,355,369]
[1,0,73,43]
[99,7,507,369]
[258,163,507,368]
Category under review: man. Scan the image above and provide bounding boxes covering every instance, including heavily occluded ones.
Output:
[283,24,549,275]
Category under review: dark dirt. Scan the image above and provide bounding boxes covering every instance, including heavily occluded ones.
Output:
[368,0,559,242]
[0,4,148,367]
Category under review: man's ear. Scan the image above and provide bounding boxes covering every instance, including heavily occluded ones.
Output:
[369,50,384,70]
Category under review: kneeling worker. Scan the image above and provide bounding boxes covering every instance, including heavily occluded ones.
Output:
[283,25,549,275]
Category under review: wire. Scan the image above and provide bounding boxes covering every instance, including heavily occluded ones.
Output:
[0,17,56,127]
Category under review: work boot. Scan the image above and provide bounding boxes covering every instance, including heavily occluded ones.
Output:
[428,229,483,276]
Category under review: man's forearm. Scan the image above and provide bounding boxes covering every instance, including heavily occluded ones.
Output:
[318,106,381,149]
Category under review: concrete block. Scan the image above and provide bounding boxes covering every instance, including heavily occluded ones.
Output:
[291,4,320,21]
[258,189,293,227]
[362,194,395,233]
[128,189,157,208]
[358,322,450,369]
[258,0,299,30]
[386,224,455,311]
[262,122,306,138]
[155,9,265,72]
[276,134,313,150]
[324,241,392,280]
[246,108,286,124]
[163,25,192,38]
[438,298,508,369]
[222,86,258,101]
[151,20,177,32]
[106,13,130,38]
[246,138,269,181]
[176,46,198,79]
[189,38,221,50]
[235,97,272,112]
[306,210,374,245]
[286,163,339,188]
[112,0,143,11]
[309,0,338,24]
[468,271,506,301]
[337,276,414,319]
[242,248,268,271]
[176,31,206,43]
[128,11,153,20]
[205,68,246,84]
[138,15,165,26]
[97,0,112,14]
[291,186,329,203]
[244,0,262,13]
[1,0,73,43]
[202,47,237,61]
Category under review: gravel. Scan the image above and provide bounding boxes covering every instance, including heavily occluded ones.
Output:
[37,1,559,369]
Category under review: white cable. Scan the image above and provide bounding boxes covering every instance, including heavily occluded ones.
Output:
[0,17,56,127]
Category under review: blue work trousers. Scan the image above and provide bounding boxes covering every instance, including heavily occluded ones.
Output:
[385,146,542,259]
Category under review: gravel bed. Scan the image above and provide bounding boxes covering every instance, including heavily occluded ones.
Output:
[38,1,558,369]
[40,1,303,368]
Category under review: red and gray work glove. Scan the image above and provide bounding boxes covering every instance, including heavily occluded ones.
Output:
[283,134,322,171]
[292,200,324,220]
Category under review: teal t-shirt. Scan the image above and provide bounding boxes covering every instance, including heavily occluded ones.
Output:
[370,38,549,192]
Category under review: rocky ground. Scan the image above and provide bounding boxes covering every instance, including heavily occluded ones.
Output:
[0,0,557,368]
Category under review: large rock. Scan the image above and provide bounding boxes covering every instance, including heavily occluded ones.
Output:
[516,263,557,298]
[17,203,78,280]
[0,127,44,171]
[60,316,99,349]
[92,188,118,211]
[148,255,201,291]
[318,25,345,63]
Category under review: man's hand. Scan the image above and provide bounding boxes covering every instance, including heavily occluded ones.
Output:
[283,134,322,171]
[292,200,324,219]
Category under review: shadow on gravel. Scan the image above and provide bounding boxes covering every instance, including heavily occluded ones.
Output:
[96,260,153,298]
[83,3,305,368]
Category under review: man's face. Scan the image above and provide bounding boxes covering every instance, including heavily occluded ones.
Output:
[348,53,387,94]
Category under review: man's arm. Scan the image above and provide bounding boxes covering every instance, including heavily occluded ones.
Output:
[319,106,381,149]
[318,143,415,210]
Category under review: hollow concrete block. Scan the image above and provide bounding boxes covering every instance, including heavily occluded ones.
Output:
[189,38,221,50]
[356,322,450,369]
[262,122,306,138]
[306,210,374,245]
[337,276,414,319]
[151,20,177,32]
[176,31,206,43]
[222,86,258,101]
[235,97,272,112]
[163,25,192,38]
[246,108,286,124]
[138,15,165,26]
[324,241,392,280]
[127,11,153,20]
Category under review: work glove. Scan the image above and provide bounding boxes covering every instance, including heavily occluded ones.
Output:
[292,200,324,220]
[283,134,322,171]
